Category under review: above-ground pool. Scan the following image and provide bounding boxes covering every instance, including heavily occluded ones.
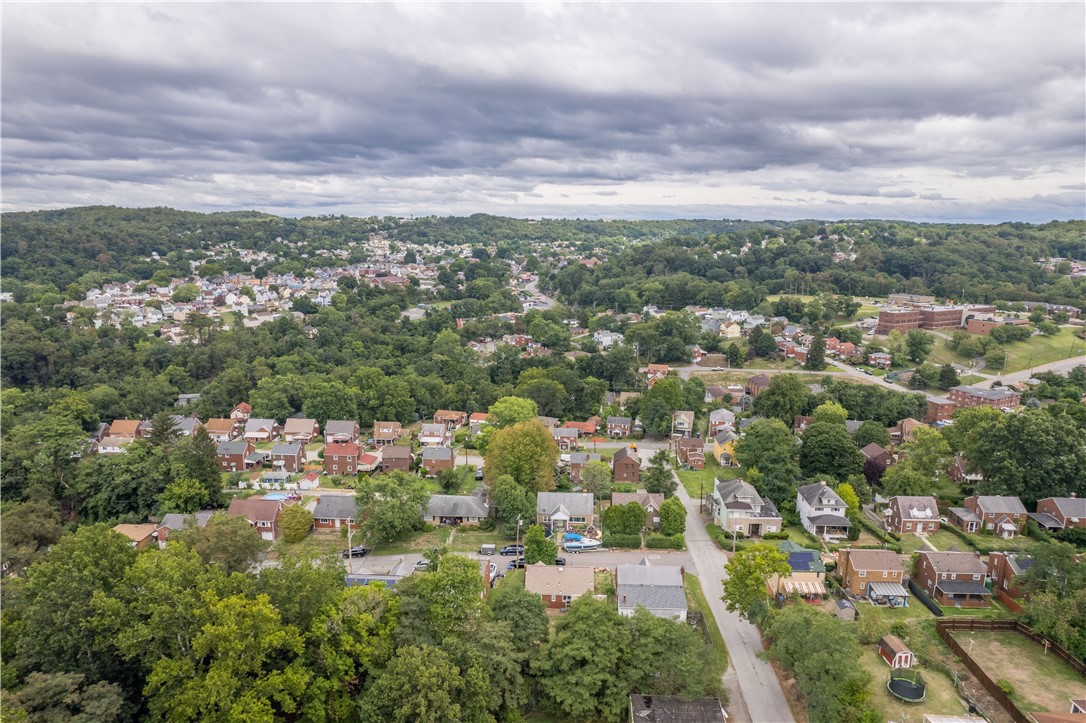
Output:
[263,493,290,501]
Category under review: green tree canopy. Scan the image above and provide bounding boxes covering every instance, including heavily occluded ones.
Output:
[659,496,686,536]
[799,422,864,481]
[733,419,800,504]
[720,543,790,620]
[483,420,558,493]
[752,374,814,422]
[523,524,558,565]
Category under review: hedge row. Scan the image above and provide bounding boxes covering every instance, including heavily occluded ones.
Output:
[602,533,642,549]
[645,534,685,550]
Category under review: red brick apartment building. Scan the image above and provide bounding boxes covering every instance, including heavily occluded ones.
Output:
[876,307,921,334]
[947,385,1021,409]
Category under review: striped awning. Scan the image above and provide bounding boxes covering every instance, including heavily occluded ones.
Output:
[783,580,826,595]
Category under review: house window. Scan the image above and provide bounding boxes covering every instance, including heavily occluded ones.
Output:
[551,595,556,602]
[941,573,947,579]
[562,595,572,604]
[859,570,867,578]
[333,455,339,461]
[973,574,981,581]
[258,521,270,527]
[905,522,912,530]
[882,571,888,578]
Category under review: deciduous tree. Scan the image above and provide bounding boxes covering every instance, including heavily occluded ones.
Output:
[483,420,558,493]
[523,523,558,565]
[799,422,864,481]
[659,496,686,536]
[720,543,790,620]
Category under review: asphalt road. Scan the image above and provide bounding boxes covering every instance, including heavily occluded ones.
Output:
[352,547,692,575]
[675,472,795,723]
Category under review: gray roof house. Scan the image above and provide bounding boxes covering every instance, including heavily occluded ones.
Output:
[313,495,358,524]
[425,495,491,524]
[711,478,782,537]
[617,559,688,621]
[158,510,215,538]
[797,481,851,540]
[537,492,595,529]
[170,415,202,436]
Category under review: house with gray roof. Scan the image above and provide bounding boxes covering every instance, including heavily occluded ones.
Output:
[157,510,216,542]
[425,494,490,525]
[243,418,281,442]
[711,478,781,538]
[169,415,203,437]
[536,492,595,530]
[1033,495,1086,530]
[420,445,455,477]
[324,420,361,445]
[949,494,1027,538]
[796,481,850,540]
[708,408,735,436]
[617,559,687,621]
[606,416,632,437]
[269,441,305,472]
[313,495,358,530]
[628,694,728,723]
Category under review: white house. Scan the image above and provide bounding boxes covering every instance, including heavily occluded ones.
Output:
[796,481,851,540]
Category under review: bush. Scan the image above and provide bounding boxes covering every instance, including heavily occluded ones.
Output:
[762,531,790,540]
[478,517,495,532]
[996,679,1015,696]
[279,505,314,543]
[645,534,685,550]
[602,533,641,549]
[1056,526,1086,550]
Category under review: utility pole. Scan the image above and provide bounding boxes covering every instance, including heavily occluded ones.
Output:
[516,517,523,568]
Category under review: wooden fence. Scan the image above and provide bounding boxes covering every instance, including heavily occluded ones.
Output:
[936,618,1086,723]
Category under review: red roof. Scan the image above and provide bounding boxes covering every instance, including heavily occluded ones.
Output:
[470,412,493,423]
[233,402,252,413]
[324,443,360,457]
[562,420,598,434]
[359,453,379,465]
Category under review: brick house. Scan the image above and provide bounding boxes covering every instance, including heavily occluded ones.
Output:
[536,492,595,530]
[312,495,358,531]
[747,373,772,397]
[925,399,958,424]
[204,417,241,442]
[323,442,361,475]
[419,423,452,447]
[227,497,286,541]
[837,549,908,605]
[568,452,601,484]
[112,523,161,549]
[324,420,361,445]
[1033,495,1086,530]
[868,351,893,369]
[217,439,257,472]
[372,421,406,446]
[611,491,666,528]
[708,408,736,436]
[524,563,594,610]
[914,551,991,608]
[612,446,641,483]
[552,427,579,451]
[986,551,1033,603]
[433,409,468,430]
[283,418,320,444]
[606,416,632,437]
[949,495,1027,537]
[425,495,490,525]
[674,437,705,469]
[947,455,983,484]
[861,442,894,469]
[886,495,940,535]
[562,418,600,436]
[948,385,1021,409]
[269,442,305,473]
[376,445,413,473]
[420,446,455,477]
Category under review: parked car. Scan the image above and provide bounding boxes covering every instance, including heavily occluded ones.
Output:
[341,546,370,558]
[414,559,430,571]
[507,558,526,570]
[475,467,484,480]
[553,556,567,566]
[500,544,524,556]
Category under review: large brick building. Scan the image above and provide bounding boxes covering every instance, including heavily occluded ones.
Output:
[947,385,1021,409]
[875,307,921,334]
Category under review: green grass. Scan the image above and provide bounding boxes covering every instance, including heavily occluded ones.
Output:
[923,529,974,552]
[858,646,969,720]
[937,600,1015,619]
[684,573,730,674]
[897,533,930,554]
[595,569,615,601]
[929,327,1084,374]
[449,525,509,552]
[273,531,347,559]
[958,374,986,386]
[675,455,741,498]
[370,525,452,556]
[495,568,524,591]
[782,525,823,548]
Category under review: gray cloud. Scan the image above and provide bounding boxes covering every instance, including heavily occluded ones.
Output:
[2,2,1084,222]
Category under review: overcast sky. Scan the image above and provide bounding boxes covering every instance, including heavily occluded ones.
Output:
[3,3,1084,223]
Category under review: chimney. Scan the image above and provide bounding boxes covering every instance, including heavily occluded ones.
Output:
[820,480,827,487]
[1071,492,1078,499]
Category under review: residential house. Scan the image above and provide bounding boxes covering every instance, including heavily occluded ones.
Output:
[868,352,893,369]
[552,427,579,451]
[536,492,595,530]
[255,470,293,490]
[356,451,381,474]
[914,551,991,608]
[704,385,729,405]
[269,442,305,473]
[837,549,908,606]
[97,436,134,455]
[524,562,594,610]
[612,446,641,483]
[886,495,940,535]
[593,330,624,349]
[562,417,599,436]
[230,402,252,420]
[646,363,670,387]
[283,417,320,443]
[671,410,695,437]
[710,429,739,467]
[170,415,203,437]
[536,416,560,429]
[419,423,452,447]
[217,439,258,472]
[611,491,666,528]
[243,418,281,443]
[227,497,285,541]
[628,695,728,723]
[949,495,1027,537]
[324,420,361,445]
[425,495,490,525]
[108,419,143,439]
[298,470,322,490]
[986,552,1033,603]
[568,452,601,484]
[156,510,215,542]
[376,445,413,474]
[112,523,161,549]
[468,412,493,436]
[861,443,894,468]
[1032,495,1086,530]
[747,373,772,397]
[948,385,1021,409]
[606,416,632,437]
[710,478,781,537]
[312,495,358,531]
[204,417,241,442]
[768,541,826,601]
[174,393,201,408]
[674,437,705,469]
[372,421,406,446]
[323,443,361,475]
[420,446,455,477]
[434,409,468,430]
[796,481,851,540]
[616,559,687,620]
[947,455,983,484]
[888,418,926,444]
[708,408,736,436]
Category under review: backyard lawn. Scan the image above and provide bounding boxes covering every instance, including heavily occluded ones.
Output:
[273,530,348,559]
[897,533,930,554]
[948,631,1086,713]
[675,456,742,498]
[924,528,1038,553]
[858,646,969,721]
[370,525,452,556]
[448,524,508,553]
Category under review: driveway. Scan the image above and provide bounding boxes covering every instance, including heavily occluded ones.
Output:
[675,472,794,723]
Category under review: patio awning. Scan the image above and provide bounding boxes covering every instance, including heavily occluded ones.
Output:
[783,580,826,595]
[1028,512,1062,529]
[1000,521,1017,532]
[867,581,909,598]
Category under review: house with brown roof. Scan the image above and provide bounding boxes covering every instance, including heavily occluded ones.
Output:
[227,497,286,541]
[886,495,940,535]
[230,402,252,420]
[468,412,493,435]
[837,549,908,605]
[674,437,705,469]
[283,418,320,444]
[109,419,143,439]
[376,445,413,473]
[112,523,161,549]
[524,562,594,610]
[949,495,1027,537]
[371,421,405,446]
[204,417,241,442]
[889,418,926,444]
[748,373,772,397]
[612,446,641,483]
[323,443,361,475]
[611,491,666,528]
[324,420,361,445]
[861,443,894,468]
[243,418,281,443]
[986,551,1033,603]
[914,551,991,608]
[561,417,599,436]
[434,409,468,430]
[1033,495,1086,530]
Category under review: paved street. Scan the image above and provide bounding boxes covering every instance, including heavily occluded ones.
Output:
[352,547,691,575]
[675,473,795,723]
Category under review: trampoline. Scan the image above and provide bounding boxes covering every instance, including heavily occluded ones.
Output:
[886,667,926,703]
